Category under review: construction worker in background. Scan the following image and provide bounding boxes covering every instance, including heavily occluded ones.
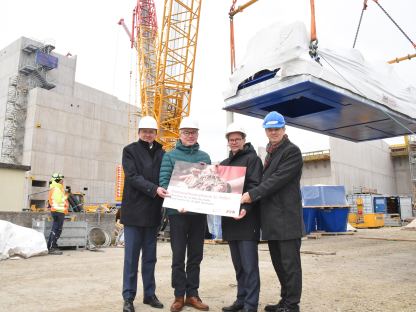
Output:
[47,173,67,255]
[159,116,211,312]
[241,111,304,312]
[121,116,168,312]
[220,123,263,312]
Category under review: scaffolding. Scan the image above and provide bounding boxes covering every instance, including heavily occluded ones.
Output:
[1,40,57,164]
[135,0,159,117]
[1,75,28,163]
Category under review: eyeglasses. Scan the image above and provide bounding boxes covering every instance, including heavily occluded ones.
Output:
[228,138,243,143]
[181,130,198,136]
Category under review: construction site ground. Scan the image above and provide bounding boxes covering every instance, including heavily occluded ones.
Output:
[1,227,415,312]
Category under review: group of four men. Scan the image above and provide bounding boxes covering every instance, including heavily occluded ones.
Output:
[120,111,304,312]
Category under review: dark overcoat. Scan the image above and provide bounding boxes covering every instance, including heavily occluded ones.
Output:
[221,143,263,241]
[248,137,305,240]
[120,140,164,227]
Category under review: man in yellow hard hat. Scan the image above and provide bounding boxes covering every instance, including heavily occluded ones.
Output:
[47,173,67,255]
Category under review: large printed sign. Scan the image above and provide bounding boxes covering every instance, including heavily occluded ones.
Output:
[163,161,246,217]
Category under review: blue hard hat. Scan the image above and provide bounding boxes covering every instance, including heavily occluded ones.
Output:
[263,111,286,128]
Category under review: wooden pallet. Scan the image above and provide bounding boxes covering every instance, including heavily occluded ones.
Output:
[320,231,354,236]
[307,231,354,239]
[307,233,321,239]
[204,239,227,245]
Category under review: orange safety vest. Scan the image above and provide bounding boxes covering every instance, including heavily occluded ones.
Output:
[48,181,68,215]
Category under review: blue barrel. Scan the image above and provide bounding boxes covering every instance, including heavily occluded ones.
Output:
[317,208,349,232]
[302,208,318,234]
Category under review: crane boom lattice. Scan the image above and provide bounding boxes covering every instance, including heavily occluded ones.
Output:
[155,0,202,150]
[135,0,159,117]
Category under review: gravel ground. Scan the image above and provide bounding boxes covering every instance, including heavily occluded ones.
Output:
[1,227,415,312]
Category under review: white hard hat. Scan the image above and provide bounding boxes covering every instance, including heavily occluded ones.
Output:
[138,116,158,130]
[179,116,199,129]
[226,122,246,138]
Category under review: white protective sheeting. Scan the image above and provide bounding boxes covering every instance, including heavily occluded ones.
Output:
[0,220,48,260]
[224,21,416,118]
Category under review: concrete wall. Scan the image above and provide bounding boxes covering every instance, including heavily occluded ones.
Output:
[301,160,333,186]
[392,156,412,196]
[329,137,397,194]
[0,167,28,211]
[22,85,134,206]
[299,138,411,197]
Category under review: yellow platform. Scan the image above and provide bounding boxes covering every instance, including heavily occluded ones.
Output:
[348,213,384,228]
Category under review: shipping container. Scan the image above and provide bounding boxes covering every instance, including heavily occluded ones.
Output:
[347,194,413,227]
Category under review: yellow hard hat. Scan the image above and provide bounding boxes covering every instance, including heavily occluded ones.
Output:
[51,173,64,181]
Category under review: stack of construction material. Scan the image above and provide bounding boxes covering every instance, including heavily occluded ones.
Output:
[301,185,349,234]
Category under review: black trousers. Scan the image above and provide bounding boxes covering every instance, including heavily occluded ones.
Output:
[47,211,65,250]
[268,239,302,311]
[229,240,260,310]
[168,214,206,297]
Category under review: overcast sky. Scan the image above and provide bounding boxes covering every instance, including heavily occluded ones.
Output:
[1,0,415,161]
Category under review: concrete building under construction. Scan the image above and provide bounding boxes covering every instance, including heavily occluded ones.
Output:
[0,37,136,209]
[257,136,413,198]
[0,36,413,211]
[301,137,412,196]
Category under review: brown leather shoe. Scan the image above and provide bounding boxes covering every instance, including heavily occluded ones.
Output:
[170,296,185,312]
[185,296,209,311]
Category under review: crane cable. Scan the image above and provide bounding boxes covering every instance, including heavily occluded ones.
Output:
[353,0,368,48]
[229,0,237,74]
[320,0,416,141]
[353,0,416,50]
[373,0,416,49]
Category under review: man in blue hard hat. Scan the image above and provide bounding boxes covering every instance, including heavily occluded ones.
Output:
[241,111,304,312]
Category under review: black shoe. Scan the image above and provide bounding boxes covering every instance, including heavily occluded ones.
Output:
[242,308,258,312]
[222,301,244,312]
[264,300,284,312]
[276,305,299,312]
[123,300,135,312]
[277,308,299,312]
[48,248,63,255]
[143,295,164,309]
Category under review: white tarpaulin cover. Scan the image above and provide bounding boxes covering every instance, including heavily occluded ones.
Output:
[224,21,416,118]
[0,220,48,260]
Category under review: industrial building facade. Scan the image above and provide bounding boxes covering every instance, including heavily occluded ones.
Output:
[258,137,412,197]
[300,137,411,196]
[0,37,136,209]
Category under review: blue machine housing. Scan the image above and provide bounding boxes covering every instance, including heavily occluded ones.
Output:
[224,74,416,142]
